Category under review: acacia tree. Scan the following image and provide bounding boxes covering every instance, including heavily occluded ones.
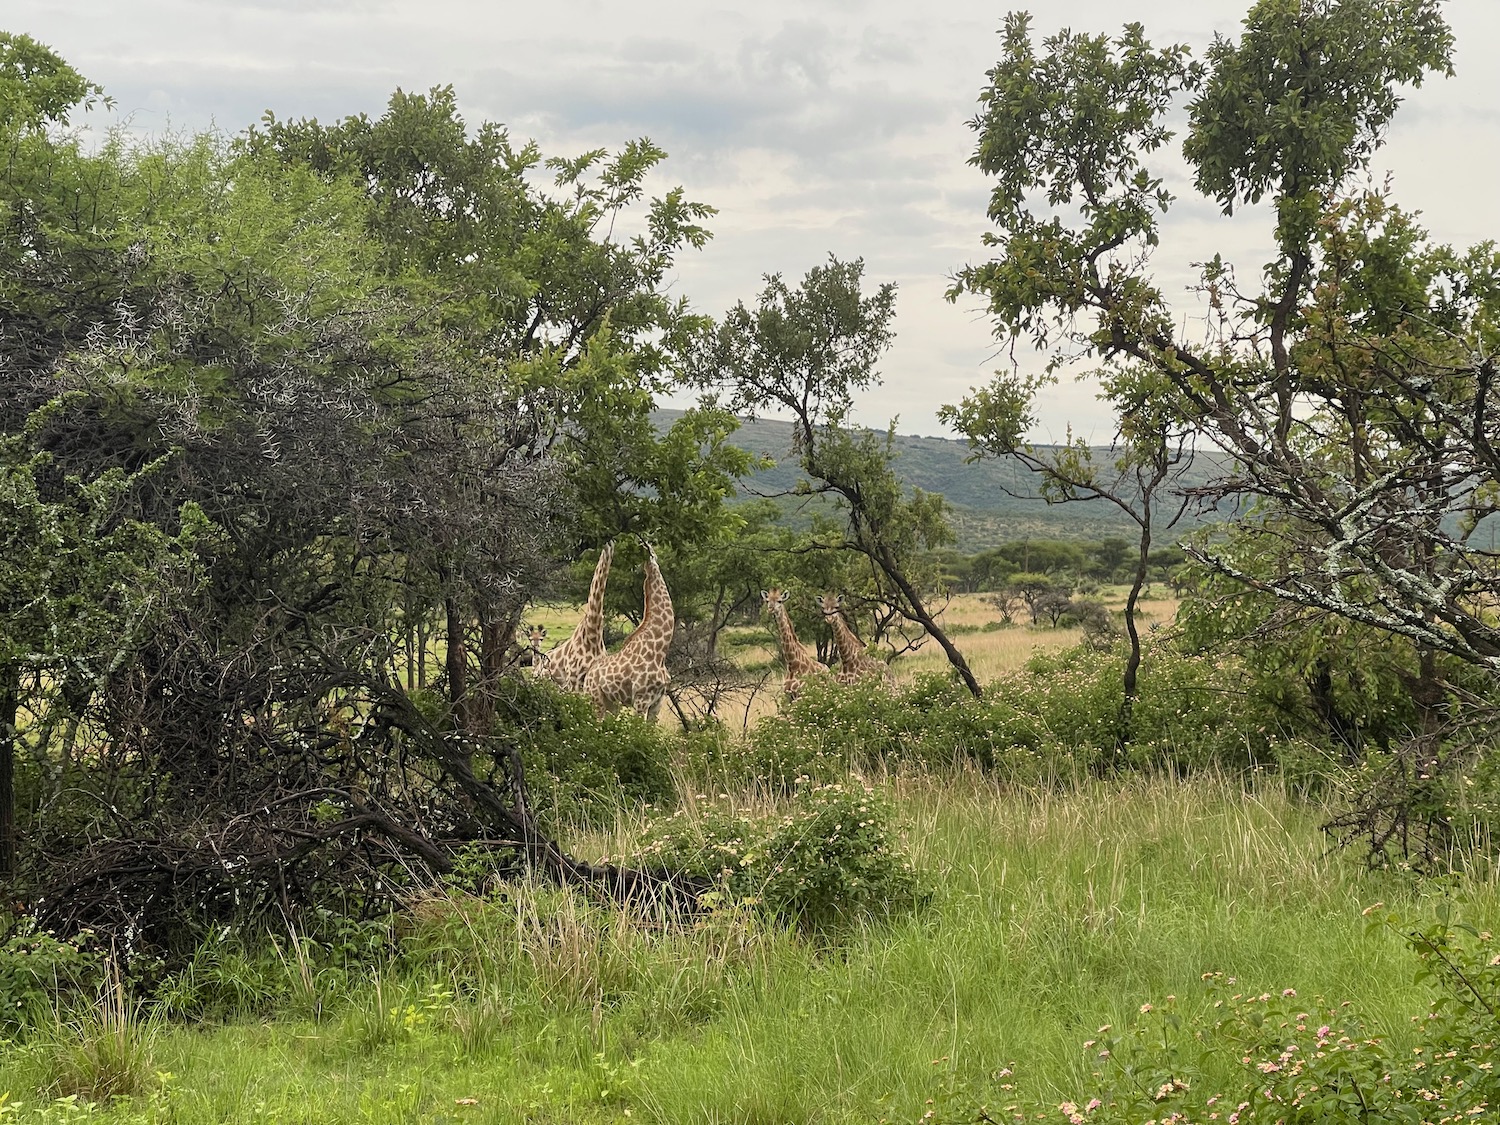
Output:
[950,0,1494,669]
[249,87,748,725]
[692,257,982,697]
[941,364,1194,753]
[944,0,1498,856]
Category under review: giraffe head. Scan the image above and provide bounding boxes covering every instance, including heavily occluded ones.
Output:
[526,624,547,648]
[761,588,789,615]
[816,592,844,620]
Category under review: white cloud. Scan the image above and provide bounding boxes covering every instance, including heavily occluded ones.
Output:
[10,0,1500,439]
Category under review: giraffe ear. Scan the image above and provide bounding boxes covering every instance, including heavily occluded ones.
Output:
[761,590,771,601]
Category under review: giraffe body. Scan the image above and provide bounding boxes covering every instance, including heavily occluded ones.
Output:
[536,542,614,693]
[817,593,888,685]
[584,543,674,720]
[762,588,828,699]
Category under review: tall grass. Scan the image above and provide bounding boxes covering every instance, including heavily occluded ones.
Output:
[1,769,1489,1124]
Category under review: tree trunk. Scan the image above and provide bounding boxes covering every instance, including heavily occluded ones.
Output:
[474,605,520,733]
[877,544,983,699]
[444,594,470,732]
[1115,517,1152,764]
[0,667,17,881]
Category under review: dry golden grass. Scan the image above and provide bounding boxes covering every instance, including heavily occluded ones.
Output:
[892,586,1180,685]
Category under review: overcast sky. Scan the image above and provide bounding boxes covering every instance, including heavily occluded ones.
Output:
[9,1,1499,441]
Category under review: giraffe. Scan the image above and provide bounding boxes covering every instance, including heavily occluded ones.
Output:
[761,588,828,699]
[817,593,888,685]
[535,541,615,693]
[524,625,549,673]
[584,541,674,720]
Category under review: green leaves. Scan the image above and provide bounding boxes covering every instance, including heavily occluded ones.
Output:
[0,32,107,134]
[952,13,1196,348]
[0,441,197,677]
[696,255,897,432]
[1184,0,1453,222]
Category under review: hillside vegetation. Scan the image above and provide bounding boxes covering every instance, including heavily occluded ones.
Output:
[653,409,1231,550]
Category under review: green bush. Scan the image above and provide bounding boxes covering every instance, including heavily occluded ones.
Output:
[735,645,1289,791]
[494,676,676,830]
[636,781,925,932]
[743,673,1049,786]
[0,922,101,1037]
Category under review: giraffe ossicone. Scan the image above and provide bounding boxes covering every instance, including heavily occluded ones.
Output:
[762,587,828,699]
[584,541,674,720]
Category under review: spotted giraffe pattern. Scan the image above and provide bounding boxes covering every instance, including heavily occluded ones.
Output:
[536,541,614,693]
[524,625,549,673]
[584,543,674,720]
[762,588,828,699]
[817,593,888,685]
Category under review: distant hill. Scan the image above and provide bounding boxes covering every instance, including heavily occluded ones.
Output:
[653,410,1229,553]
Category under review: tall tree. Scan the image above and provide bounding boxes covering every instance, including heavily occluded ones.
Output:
[692,257,981,697]
[946,0,1498,859]
[941,363,1193,753]
[0,60,722,943]
[948,1,1495,679]
[250,88,750,720]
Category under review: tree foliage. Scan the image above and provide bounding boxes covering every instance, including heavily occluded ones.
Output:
[691,257,981,696]
[947,0,1497,857]
[0,57,725,947]
[950,1,1496,675]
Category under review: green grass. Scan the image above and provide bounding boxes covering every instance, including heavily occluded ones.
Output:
[1,770,1489,1124]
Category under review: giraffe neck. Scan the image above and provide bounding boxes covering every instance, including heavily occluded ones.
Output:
[829,612,866,665]
[575,543,614,643]
[640,552,674,641]
[772,604,818,674]
[623,551,674,651]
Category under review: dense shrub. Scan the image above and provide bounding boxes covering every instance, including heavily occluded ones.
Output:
[494,677,677,830]
[736,644,1291,789]
[0,923,102,1037]
[635,781,925,931]
[740,673,1058,786]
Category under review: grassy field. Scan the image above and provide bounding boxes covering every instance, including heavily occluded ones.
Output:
[4,768,1490,1124]
[10,584,1469,1124]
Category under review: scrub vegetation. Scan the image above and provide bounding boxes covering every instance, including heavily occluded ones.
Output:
[2,0,1499,1121]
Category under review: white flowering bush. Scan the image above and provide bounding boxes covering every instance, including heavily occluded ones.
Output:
[635,782,926,932]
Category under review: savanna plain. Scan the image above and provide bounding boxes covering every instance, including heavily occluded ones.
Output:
[4,595,1495,1125]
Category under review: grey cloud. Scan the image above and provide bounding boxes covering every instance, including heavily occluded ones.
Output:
[738,21,839,89]
[7,0,1498,438]
[855,27,919,67]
